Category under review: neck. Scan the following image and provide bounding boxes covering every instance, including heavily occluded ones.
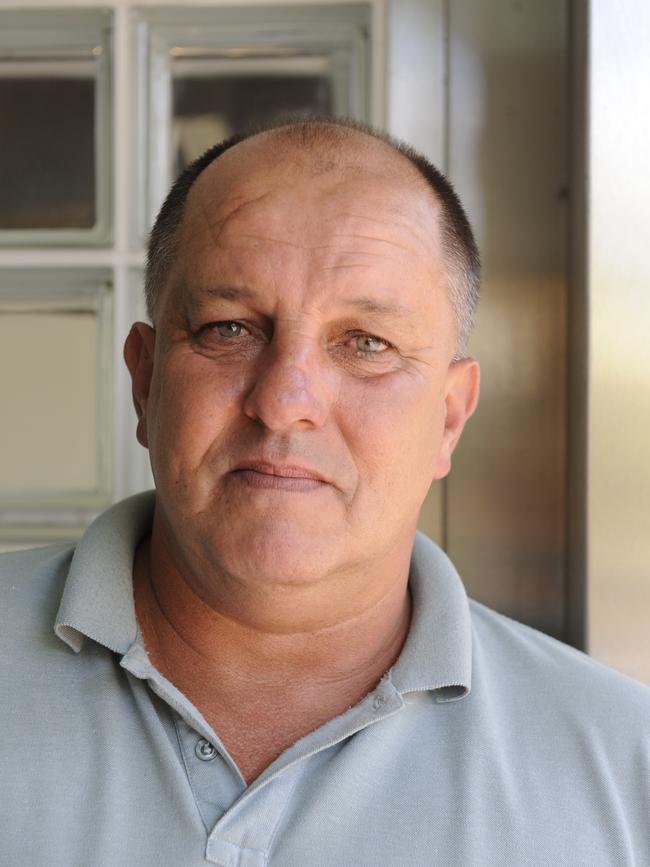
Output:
[133,515,413,782]
[134,528,412,693]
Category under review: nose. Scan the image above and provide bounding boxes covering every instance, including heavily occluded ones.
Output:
[242,336,338,432]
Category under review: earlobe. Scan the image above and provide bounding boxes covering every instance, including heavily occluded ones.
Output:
[433,358,480,480]
[123,323,156,449]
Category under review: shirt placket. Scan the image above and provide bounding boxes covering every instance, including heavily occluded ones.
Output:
[201,676,404,866]
[121,638,405,866]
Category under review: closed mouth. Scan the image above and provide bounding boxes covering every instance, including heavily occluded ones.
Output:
[232,461,328,483]
[229,461,331,492]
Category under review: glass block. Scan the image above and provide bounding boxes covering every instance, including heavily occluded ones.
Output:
[137,5,370,235]
[0,57,97,229]
[0,268,112,514]
[171,54,333,172]
[0,311,98,494]
[0,10,112,245]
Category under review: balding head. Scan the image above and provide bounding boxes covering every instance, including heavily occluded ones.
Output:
[145,118,480,356]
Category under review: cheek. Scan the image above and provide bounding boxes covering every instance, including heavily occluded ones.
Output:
[148,354,248,463]
[338,374,445,499]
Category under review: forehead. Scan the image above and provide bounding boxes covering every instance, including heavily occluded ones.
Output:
[167,135,448,320]
[184,134,441,250]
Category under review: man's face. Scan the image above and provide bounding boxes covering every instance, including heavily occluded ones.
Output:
[127,137,478,590]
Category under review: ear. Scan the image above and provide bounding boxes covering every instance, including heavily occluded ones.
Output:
[123,323,156,449]
[432,358,480,480]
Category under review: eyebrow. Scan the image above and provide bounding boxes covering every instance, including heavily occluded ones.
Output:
[197,287,416,319]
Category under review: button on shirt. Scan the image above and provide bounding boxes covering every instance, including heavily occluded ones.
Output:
[1,492,649,866]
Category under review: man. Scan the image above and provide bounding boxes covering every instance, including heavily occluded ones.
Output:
[2,119,649,866]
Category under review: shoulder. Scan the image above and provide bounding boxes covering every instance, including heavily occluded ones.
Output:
[0,543,76,651]
[469,598,650,728]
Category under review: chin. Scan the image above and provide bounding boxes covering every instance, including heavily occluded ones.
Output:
[210,521,340,587]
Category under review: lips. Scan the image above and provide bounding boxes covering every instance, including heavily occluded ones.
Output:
[231,460,329,484]
[232,460,329,490]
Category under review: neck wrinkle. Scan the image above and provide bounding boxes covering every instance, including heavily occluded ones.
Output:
[134,533,412,694]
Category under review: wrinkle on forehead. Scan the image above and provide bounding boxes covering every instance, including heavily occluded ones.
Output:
[176,140,446,307]
[198,232,415,261]
[190,186,275,250]
[187,132,440,229]
[197,193,441,264]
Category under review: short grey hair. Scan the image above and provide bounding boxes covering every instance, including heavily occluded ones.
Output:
[145,117,480,357]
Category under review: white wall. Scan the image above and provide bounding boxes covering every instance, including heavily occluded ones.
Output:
[587,0,650,682]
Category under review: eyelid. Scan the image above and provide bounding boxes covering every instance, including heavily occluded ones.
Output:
[347,330,393,349]
[200,319,253,334]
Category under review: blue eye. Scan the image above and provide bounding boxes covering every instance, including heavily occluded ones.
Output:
[214,321,246,338]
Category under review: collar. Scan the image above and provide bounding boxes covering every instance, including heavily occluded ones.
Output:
[55,491,155,654]
[54,492,471,701]
[391,532,472,701]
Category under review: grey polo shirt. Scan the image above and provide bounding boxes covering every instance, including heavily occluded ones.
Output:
[1,492,649,867]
